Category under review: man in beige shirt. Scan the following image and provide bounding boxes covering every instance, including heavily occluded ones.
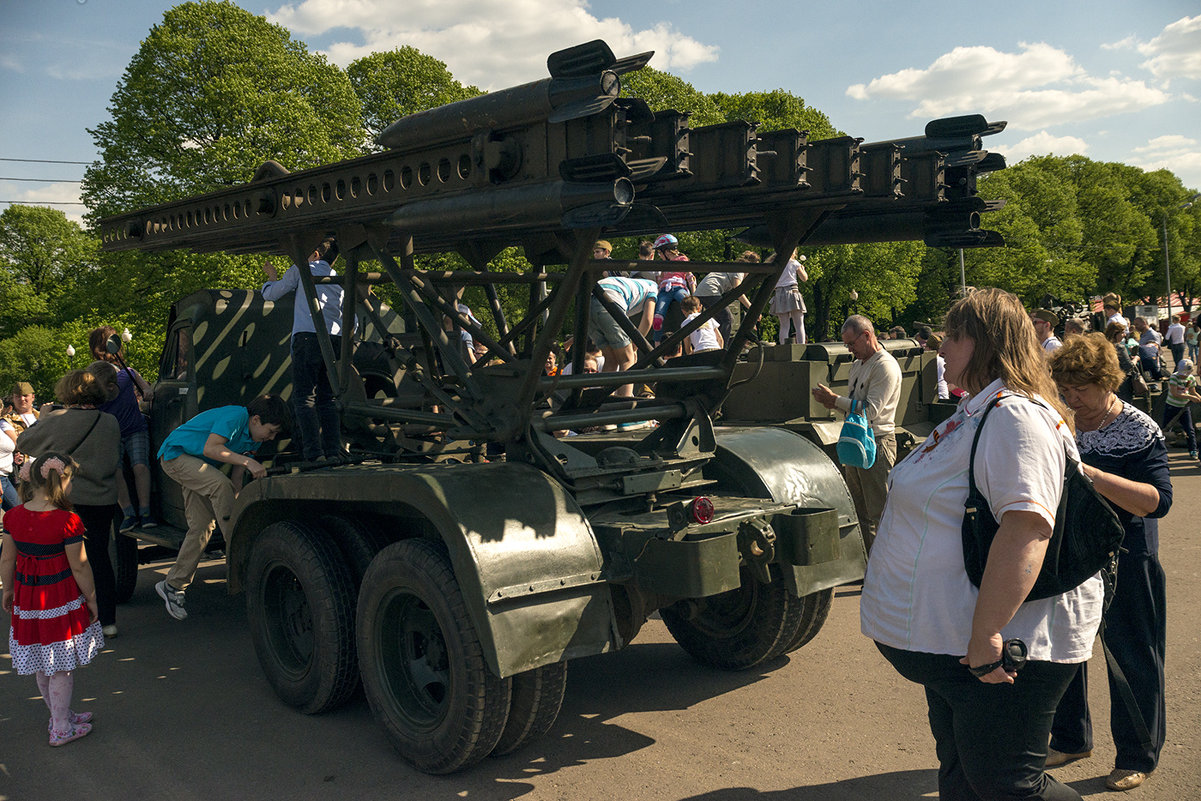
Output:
[812,315,901,553]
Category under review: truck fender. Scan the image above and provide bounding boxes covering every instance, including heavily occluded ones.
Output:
[231,461,615,679]
[712,426,867,594]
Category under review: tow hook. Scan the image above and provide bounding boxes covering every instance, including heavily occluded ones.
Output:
[737,518,776,584]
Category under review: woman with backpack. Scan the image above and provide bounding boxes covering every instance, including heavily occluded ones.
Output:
[860,288,1101,801]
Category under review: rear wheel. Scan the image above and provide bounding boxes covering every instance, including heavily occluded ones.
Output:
[777,588,834,655]
[661,566,800,670]
[491,662,567,757]
[357,539,511,774]
[321,515,389,587]
[110,530,139,604]
[245,520,358,713]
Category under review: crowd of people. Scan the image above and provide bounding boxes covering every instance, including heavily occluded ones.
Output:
[3,232,1197,786]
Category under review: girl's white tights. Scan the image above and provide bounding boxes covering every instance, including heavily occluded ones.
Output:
[777,311,806,345]
[36,670,75,731]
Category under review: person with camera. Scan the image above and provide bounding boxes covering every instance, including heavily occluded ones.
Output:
[861,289,1101,801]
[1044,334,1173,792]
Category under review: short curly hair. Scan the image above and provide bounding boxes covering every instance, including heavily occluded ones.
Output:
[1048,333,1124,393]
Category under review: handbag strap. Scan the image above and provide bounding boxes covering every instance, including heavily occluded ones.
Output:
[966,395,1004,501]
[64,410,103,457]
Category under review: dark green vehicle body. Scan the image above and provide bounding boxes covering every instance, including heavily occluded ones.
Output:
[103,40,1006,773]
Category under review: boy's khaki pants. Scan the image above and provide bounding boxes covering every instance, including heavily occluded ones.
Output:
[160,454,236,591]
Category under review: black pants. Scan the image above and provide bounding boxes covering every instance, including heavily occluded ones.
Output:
[291,332,343,460]
[74,503,119,627]
[877,642,1081,801]
[1160,403,1196,452]
[1050,553,1166,773]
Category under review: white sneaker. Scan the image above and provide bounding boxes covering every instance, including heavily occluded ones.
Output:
[155,579,187,620]
[102,624,118,638]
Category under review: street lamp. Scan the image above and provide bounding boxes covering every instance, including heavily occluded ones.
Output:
[1164,193,1201,322]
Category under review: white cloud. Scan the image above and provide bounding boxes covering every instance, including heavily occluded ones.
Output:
[1138,15,1201,80]
[266,0,718,89]
[1128,134,1201,190]
[846,42,1170,131]
[990,131,1090,162]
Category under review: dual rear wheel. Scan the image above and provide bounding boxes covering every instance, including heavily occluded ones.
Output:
[244,523,566,773]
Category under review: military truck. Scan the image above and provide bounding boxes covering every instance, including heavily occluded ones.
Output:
[100,40,1004,773]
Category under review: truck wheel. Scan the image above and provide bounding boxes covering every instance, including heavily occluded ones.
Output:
[110,530,139,604]
[661,566,800,670]
[357,538,511,774]
[321,515,389,587]
[246,520,358,714]
[491,662,567,757]
[778,588,834,654]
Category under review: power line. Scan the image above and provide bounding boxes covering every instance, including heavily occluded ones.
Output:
[0,200,86,205]
[0,157,90,165]
[0,177,82,183]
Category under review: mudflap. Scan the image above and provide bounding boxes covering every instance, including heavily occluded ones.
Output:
[712,426,867,595]
[232,462,615,679]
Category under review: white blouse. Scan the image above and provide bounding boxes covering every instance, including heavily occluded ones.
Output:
[860,378,1103,663]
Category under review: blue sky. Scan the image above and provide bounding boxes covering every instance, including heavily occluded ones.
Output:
[1,0,1199,223]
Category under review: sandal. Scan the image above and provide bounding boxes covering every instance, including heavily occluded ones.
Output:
[49,722,92,746]
[48,711,93,733]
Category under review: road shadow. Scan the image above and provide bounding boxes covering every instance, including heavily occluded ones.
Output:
[480,637,784,780]
[674,769,938,800]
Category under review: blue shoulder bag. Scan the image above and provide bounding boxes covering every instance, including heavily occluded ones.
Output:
[836,398,876,469]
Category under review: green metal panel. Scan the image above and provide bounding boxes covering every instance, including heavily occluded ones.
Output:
[712,427,866,593]
[231,461,614,678]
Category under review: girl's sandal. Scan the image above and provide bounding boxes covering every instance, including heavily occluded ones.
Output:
[49,722,92,747]
[47,711,93,733]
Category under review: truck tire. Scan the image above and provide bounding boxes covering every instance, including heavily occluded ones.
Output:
[321,515,389,587]
[110,530,139,604]
[357,538,512,774]
[661,566,800,670]
[245,520,359,714]
[490,662,567,757]
[777,588,834,655]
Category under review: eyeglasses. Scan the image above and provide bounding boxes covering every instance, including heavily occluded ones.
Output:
[842,329,868,348]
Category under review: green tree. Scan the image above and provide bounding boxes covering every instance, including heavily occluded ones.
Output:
[712,89,839,139]
[77,1,368,351]
[347,48,482,146]
[82,0,366,219]
[806,241,925,340]
[0,321,96,402]
[621,67,724,127]
[0,205,97,299]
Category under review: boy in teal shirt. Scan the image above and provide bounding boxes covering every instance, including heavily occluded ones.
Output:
[155,395,288,620]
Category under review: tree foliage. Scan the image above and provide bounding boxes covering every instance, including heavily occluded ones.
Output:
[348,48,482,146]
[82,0,365,220]
[0,205,97,299]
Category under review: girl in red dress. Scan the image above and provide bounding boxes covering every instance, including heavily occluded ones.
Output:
[1,452,104,746]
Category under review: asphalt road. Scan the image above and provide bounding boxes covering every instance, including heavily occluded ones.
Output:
[2,453,1199,801]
